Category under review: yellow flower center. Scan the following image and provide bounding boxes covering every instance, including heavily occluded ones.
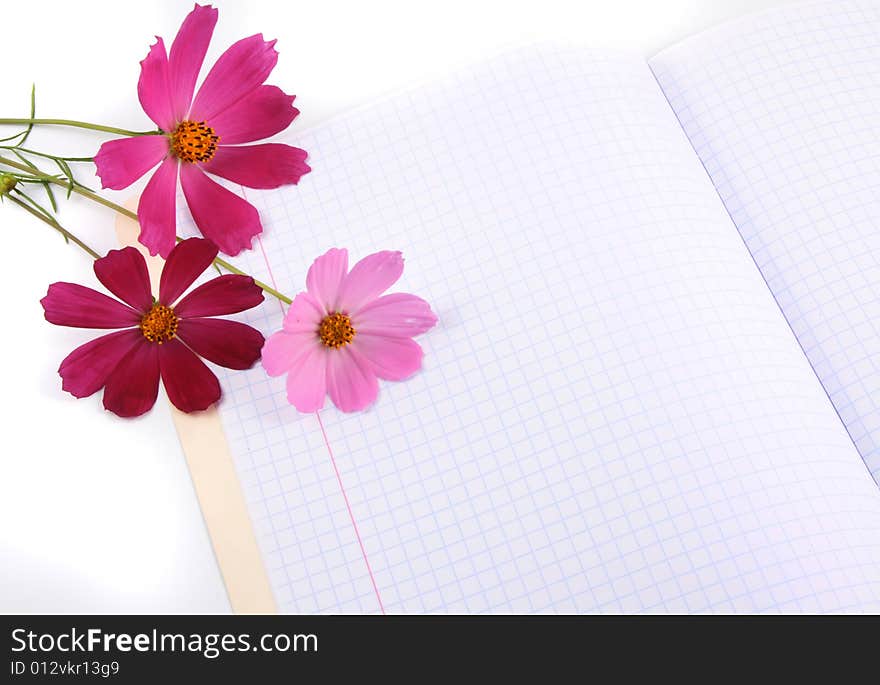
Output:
[0,173,16,195]
[171,120,219,163]
[140,303,179,344]
[318,312,356,349]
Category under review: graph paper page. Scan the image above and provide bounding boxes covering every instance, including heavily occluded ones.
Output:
[651,0,880,482]
[181,47,880,612]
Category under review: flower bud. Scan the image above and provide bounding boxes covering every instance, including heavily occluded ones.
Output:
[0,174,16,196]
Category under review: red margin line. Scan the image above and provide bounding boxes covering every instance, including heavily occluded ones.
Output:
[254,233,386,615]
[316,411,386,614]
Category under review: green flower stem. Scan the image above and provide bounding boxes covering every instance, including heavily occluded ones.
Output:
[2,146,94,163]
[1,152,140,219]
[195,246,293,305]
[6,193,101,259]
[0,118,158,137]
[0,154,293,305]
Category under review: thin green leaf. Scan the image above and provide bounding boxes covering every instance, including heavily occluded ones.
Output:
[16,148,93,164]
[44,181,58,212]
[12,188,55,221]
[13,176,52,185]
[17,85,37,148]
[0,129,28,144]
[0,86,40,145]
[1,146,93,166]
[12,189,70,244]
[9,150,59,213]
[10,148,37,171]
[55,158,75,198]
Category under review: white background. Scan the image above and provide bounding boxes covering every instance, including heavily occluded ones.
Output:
[1,0,787,613]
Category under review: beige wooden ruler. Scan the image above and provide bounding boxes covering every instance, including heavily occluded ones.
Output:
[116,204,276,614]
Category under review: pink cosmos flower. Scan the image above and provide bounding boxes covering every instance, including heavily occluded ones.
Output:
[262,249,437,413]
[41,239,265,417]
[94,3,310,258]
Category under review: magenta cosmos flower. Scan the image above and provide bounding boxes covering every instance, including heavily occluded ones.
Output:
[262,248,437,413]
[41,239,265,417]
[94,3,310,258]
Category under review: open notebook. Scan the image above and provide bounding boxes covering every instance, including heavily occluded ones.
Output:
[170,0,880,612]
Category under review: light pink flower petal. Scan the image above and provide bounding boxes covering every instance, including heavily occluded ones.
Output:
[167,3,218,120]
[180,164,261,256]
[262,329,318,377]
[177,317,264,370]
[93,135,169,191]
[353,293,438,337]
[203,144,310,189]
[305,248,348,313]
[285,343,328,412]
[59,329,144,398]
[138,157,180,258]
[159,237,218,305]
[282,292,325,333]
[174,274,264,318]
[208,86,299,144]
[354,334,424,381]
[190,34,279,122]
[326,347,379,412]
[102,342,160,418]
[138,37,175,131]
[93,246,153,312]
[41,283,141,329]
[338,251,404,314]
[159,338,221,413]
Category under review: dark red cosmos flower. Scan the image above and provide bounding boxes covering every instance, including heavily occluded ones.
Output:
[40,238,264,417]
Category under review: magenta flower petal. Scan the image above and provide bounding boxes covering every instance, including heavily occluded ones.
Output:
[208,86,299,144]
[338,251,404,313]
[167,3,218,121]
[177,317,264,370]
[354,334,424,381]
[159,338,221,413]
[284,342,328,412]
[159,237,218,305]
[93,135,169,191]
[326,347,379,412]
[93,247,153,312]
[180,164,261,256]
[175,274,264,318]
[305,248,348,314]
[41,283,141,329]
[102,343,160,418]
[190,34,279,122]
[138,157,180,258]
[137,37,175,131]
[59,329,144,398]
[203,144,310,189]
[109,6,308,259]
[262,329,316,376]
[353,293,438,337]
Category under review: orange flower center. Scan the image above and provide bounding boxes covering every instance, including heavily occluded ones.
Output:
[171,120,219,163]
[318,312,356,349]
[140,303,179,344]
